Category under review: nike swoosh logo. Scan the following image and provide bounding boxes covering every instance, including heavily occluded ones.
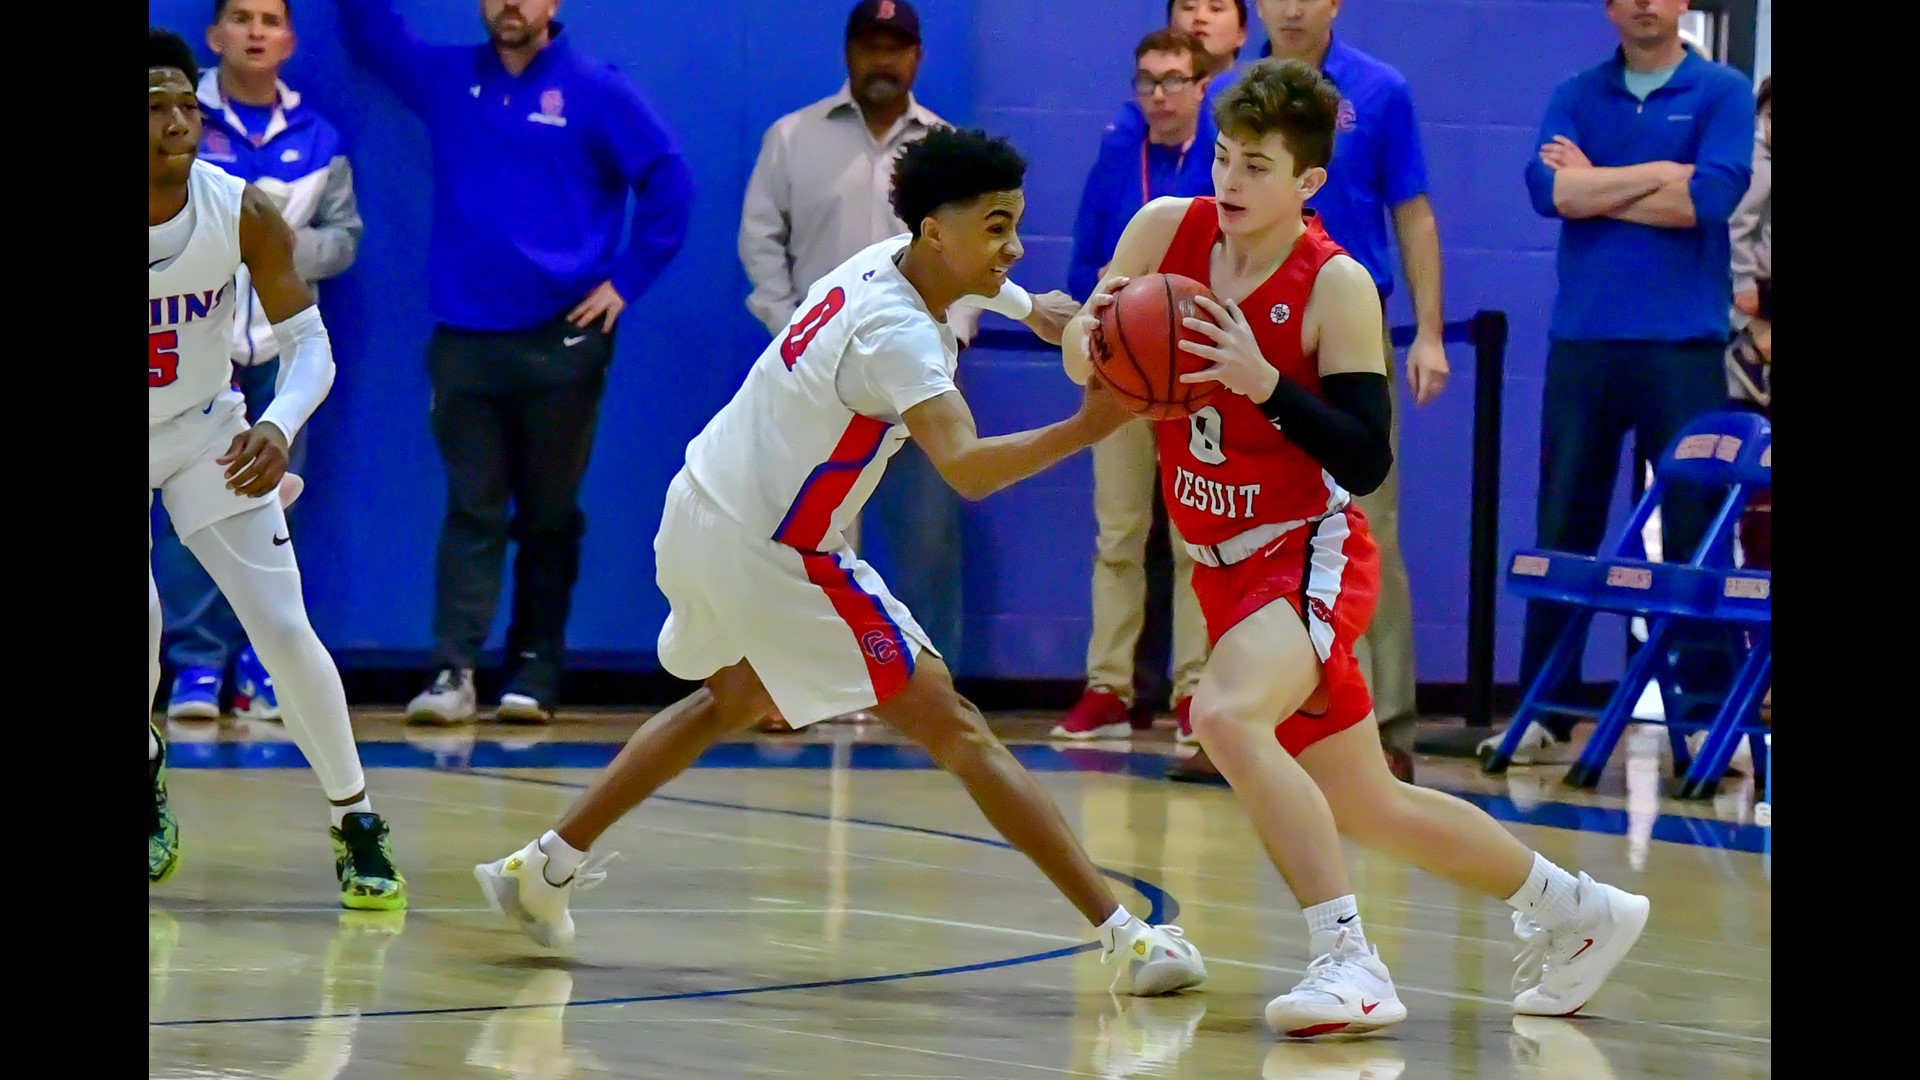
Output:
[272,534,291,546]
[149,259,166,269]
[1569,938,1595,960]
[1360,1000,1379,1014]
[563,334,588,347]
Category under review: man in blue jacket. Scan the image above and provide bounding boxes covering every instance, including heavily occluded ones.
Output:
[340,0,694,726]
[1496,0,1755,763]
[153,0,364,723]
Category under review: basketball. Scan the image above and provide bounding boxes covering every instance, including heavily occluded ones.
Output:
[1090,273,1223,420]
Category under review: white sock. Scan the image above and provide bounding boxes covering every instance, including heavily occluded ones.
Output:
[540,830,587,886]
[329,795,372,830]
[149,726,160,761]
[1504,852,1585,929]
[1305,895,1365,957]
[1097,904,1136,944]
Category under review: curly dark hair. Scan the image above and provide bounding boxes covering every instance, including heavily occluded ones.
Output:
[150,26,199,86]
[1213,57,1341,174]
[889,127,1027,238]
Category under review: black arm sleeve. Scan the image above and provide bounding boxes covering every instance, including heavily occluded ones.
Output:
[1255,371,1394,496]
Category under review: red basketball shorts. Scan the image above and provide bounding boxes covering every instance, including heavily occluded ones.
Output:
[1190,505,1381,756]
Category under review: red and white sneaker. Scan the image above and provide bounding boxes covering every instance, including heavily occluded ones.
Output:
[1050,688,1133,740]
[1510,875,1650,1016]
[1173,697,1199,746]
[1265,929,1407,1039]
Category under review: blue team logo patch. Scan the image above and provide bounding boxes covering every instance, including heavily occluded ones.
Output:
[1336,98,1357,133]
[862,270,877,281]
[860,630,900,665]
[203,130,236,161]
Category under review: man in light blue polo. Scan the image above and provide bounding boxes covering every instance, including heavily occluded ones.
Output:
[1258,0,1449,781]
[1495,0,1755,763]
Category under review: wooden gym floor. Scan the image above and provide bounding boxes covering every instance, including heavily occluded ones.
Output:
[148,710,1770,1079]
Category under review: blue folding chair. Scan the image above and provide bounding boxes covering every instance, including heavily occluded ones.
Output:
[1485,412,1771,799]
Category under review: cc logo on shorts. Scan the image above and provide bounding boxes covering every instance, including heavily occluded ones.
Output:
[861,630,900,664]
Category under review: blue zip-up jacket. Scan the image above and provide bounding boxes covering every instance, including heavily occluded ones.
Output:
[1525,49,1754,341]
[196,71,363,366]
[1070,101,1219,299]
[340,2,693,331]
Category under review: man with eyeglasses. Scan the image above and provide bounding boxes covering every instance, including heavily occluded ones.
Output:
[1052,29,1218,747]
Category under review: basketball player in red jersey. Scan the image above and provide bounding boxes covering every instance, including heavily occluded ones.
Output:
[1063,59,1651,1037]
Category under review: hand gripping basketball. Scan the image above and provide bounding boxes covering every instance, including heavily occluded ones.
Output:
[1088,273,1224,420]
[1177,295,1280,403]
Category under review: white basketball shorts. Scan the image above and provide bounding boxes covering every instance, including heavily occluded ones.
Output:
[654,470,937,727]
[149,387,276,540]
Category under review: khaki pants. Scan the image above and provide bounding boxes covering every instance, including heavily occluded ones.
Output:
[1356,326,1419,745]
[1088,418,1208,704]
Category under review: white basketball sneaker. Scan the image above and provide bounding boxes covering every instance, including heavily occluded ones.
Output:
[407,668,477,726]
[1510,874,1651,1016]
[1265,929,1407,1039]
[1479,721,1579,766]
[473,838,618,949]
[1100,917,1208,996]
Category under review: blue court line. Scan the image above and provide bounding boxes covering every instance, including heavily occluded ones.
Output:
[168,737,1770,854]
[149,772,1175,1029]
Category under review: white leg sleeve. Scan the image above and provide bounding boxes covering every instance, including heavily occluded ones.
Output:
[183,504,367,806]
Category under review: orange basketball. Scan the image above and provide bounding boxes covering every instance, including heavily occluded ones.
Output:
[1089,273,1223,420]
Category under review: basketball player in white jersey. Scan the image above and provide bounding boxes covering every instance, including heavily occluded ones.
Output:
[474,127,1206,995]
[149,28,404,909]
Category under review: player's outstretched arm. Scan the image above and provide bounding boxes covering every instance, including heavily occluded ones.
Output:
[903,385,1133,502]
[222,186,337,497]
[1061,197,1187,385]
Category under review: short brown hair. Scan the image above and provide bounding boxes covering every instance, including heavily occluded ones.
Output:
[1212,58,1341,175]
[1135,28,1211,80]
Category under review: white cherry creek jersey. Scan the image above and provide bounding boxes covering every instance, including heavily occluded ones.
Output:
[682,234,1029,552]
[149,160,245,423]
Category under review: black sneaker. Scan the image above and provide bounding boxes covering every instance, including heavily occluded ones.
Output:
[331,812,408,911]
[150,720,180,884]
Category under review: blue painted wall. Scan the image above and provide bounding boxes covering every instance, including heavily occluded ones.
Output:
[149,0,1645,685]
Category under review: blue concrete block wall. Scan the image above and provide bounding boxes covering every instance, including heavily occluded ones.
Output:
[149,0,1652,686]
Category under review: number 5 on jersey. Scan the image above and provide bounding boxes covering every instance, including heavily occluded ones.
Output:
[781,287,846,369]
[150,330,180,388]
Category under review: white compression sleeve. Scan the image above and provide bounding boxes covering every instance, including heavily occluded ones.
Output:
[258,305,337,443]
[955,278,1033,320]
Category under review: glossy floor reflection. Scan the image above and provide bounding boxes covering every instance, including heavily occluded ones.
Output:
[149,711,1771,1078]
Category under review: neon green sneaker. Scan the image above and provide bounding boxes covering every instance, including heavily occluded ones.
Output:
[331,812,408,911]
[149,721,180,885]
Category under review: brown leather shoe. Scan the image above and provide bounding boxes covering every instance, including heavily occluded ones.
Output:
[1166,746,1227,784]
[754,709,797,734]
[1384,743,1415,784]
